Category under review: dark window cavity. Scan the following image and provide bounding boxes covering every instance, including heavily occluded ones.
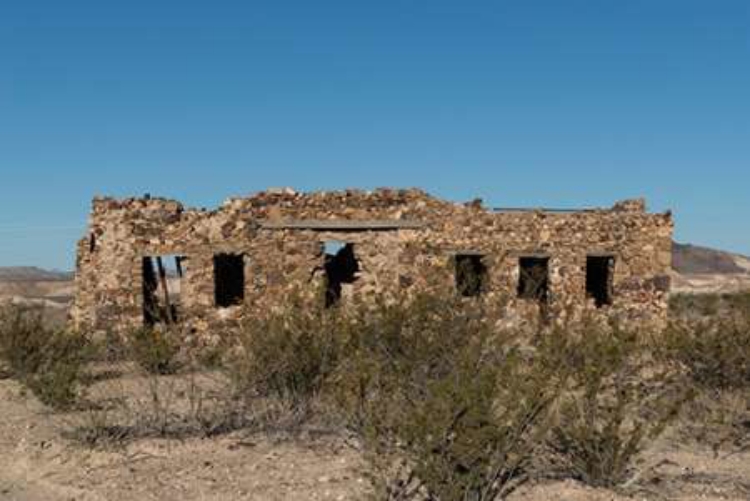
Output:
[214,254,246,308]
[143,255,184,326]
[454,254,487,297]
[517,257,550,302]
[586,255,615,307]
[323,241,359,307]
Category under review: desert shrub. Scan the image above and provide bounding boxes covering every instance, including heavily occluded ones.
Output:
[660,313,750,390]
[0,305,54,377]
[669,293,721,318]
[677,389,750,456]
[89,329,130,363]
[0,305,90,409]
[723,292,750,314]
[665,294,750,452]
[330,293,564,500]
[24,331,90,409]
[65,369,253,448]
[128,371,250,439]
[228,302,344,413]
[225,291,562,498]
[194,341,229,370]
[549,322,690,488]
[127,326,182,375]
[670,292,750,320]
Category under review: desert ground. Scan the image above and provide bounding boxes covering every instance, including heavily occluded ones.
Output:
[0,365,748,500]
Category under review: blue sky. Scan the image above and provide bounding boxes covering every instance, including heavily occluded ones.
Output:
[1,1,748,270]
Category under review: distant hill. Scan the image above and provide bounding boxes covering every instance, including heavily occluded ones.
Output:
[0,268,74,325]
[672,243,749,275]
[671,242,750,294]
[0,267,73,282]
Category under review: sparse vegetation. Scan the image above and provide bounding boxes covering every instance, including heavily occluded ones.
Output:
[2,291,750,499]
[663,293,750,458]
[127,326,182,375]
[330,293,564,500]
[677,389,750,457]
[549,322,691,488]
[0,305,90,409]
[228,303,343,415]
[660,312,750,390]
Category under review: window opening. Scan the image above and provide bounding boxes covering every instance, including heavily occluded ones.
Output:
[586,255,615,307]
[143,255,184,325]
[455,254,487,297]
[517,257,550,302]
[214,253,246,308]
[323,241,359,307]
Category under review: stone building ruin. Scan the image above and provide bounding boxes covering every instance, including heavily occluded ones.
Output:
[71,188,673,332]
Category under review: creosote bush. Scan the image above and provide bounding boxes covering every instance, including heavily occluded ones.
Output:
[226,292,699,498]
[127,326,182,375]
[660,311,750,390]
[549,321,690,488]
[228,298,344,415]
[661,295,750,455]
[330,293,566,500]
[230,292,568,500]
[0,305,90,409]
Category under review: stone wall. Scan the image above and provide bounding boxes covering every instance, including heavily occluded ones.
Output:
[71,188,673,332]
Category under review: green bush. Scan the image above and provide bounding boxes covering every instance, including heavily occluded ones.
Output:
[0,305,53,377]
[24,334,90,409]
[0,305,90,409]
[330,293,564,500]
[225,292,561,499]
[549,322,690,488]
[228,304,343,412]
[127,327,182,375]
[661,299,750,453]
[660,313,750,389]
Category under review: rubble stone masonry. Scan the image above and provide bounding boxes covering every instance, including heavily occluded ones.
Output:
[71,188,673,333]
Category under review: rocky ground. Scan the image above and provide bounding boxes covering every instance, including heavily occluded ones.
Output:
[0,375,368,501]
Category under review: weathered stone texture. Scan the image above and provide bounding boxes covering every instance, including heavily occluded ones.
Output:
[71,188,673,332]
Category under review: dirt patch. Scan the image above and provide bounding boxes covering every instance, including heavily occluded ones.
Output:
[0,376,368,500]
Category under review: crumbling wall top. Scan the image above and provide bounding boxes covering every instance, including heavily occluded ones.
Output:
[611,198,647,213]
[93,188,660,214]
[89,190,664,224]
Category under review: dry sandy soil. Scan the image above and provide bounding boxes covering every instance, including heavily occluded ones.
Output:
[0,370,748,501]
[0,374,368,501]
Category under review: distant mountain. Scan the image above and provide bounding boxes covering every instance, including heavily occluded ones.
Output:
[0,267,73,282]
[672,243,750,275]
[0,268,74,323]
[671,242,750,294]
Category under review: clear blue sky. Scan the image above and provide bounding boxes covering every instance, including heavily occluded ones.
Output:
[1,1,748,270]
